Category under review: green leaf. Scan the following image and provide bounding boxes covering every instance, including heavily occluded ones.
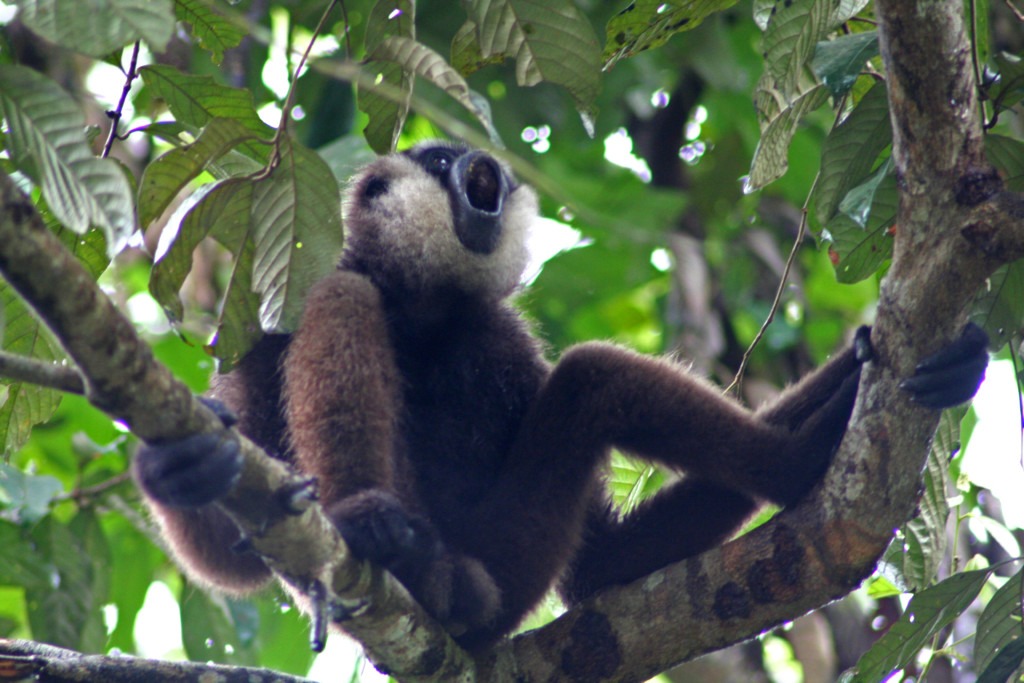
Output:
[986,133,1024,192]
[138,117,259,230]
[889,408,961,591]
[851,569,991,683]
[140,64,273,163]
[174,0,244,65]
[25,514,109,652]
[762,0,834,99]
[0,520,50,588]
[978,639,1024,683]
[748,79,829,190]
[824,167,896,283]
[838,156,892,228]
[15,0,174,57]
[367,36,499,146]
[450,19,505,75]
[975,567,1024,678]
[358,0,415,154]
[0,464,63,523]
[247,138,343,333]
[152,137,343,364]
[990,53,1024,115]
[813,82,891,226]
[467,0,601,133]
[811,31,878,99]
[0,65,135,253]
[181,588,258,666]
[970,259,1024,350]
[605,0,739,67]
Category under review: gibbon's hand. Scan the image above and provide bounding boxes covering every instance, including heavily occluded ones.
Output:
[327,490,440,572]
[900,323,989,409]
[133,397,243,508]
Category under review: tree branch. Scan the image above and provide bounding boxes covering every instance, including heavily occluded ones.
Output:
[0,638,315,683]
[0,350,85,394]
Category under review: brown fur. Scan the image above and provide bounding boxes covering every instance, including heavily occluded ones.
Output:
[142,142,866,648]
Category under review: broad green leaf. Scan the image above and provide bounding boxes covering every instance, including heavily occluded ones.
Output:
[811,31,878,99]
[838,156,892,228]
[0,464,62,524]
[990,53,1024,114]
[0,520,50,588]
[150,180,245,323]
[813,82,891,226]
[748,79,829,190]
[824,168,896,283]
[831,0,870,26]
[0,291,64,456]
[851,568,991,683]
[0,65,135,253]
[450,19,504,75]
[762,0,834,98]
[181,587,258,666]
[367,36,498,145]
[890,408,961,591]
[986,133,1024,192]
[467,0,601,133]
[248,137,343,333]
[25,514,109,652]
[606,0,739,66]
[174,0,244,65]
[140,64,273,162]
[358,0,415,154]
[970,260,1024,350]
[138,118,259,230]
[15,0,173,57]
[152,137,343,364]
[978,639,1024,683]
[975,567,1024,677]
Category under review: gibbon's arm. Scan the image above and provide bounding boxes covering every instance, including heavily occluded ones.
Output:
[282,271,501,636]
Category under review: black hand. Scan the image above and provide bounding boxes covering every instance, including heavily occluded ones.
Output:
[900,323,989,409]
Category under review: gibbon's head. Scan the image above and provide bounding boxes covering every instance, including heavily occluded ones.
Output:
[341,141,537,300]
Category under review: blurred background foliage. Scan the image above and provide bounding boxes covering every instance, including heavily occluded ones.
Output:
[0,0,1022,681]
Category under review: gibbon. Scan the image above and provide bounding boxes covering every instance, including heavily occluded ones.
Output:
[135,141,989,648]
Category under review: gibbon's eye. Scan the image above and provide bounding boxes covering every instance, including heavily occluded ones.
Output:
[363,176,390,200]
[422,149,456,177]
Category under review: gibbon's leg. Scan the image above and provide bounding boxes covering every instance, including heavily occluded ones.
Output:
[464,340,863,617]
[556,340,867,602]
[283,271,500,635]
[559,480,759,604]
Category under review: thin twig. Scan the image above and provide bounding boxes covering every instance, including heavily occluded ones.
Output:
[101,41,141,159]
[723,210,808,396]
[1005,0,1024,22]
[54,472,132,504]
[0,351,85,394]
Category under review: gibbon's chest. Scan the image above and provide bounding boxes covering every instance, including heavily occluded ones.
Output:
[388,307,546,513]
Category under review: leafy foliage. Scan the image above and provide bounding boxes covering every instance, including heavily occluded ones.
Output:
[0,0,1022,681]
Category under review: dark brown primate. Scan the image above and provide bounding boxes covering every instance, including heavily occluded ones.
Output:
[135,141,989,648]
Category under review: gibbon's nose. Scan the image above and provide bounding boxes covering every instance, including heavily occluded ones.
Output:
[450,151,508,255]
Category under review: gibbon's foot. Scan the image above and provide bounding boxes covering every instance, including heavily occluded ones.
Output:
[900,322,989,409]
[133,397,243,508]
[327,490,440,571]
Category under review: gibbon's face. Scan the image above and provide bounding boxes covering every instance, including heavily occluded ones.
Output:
[342,141,537,300]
